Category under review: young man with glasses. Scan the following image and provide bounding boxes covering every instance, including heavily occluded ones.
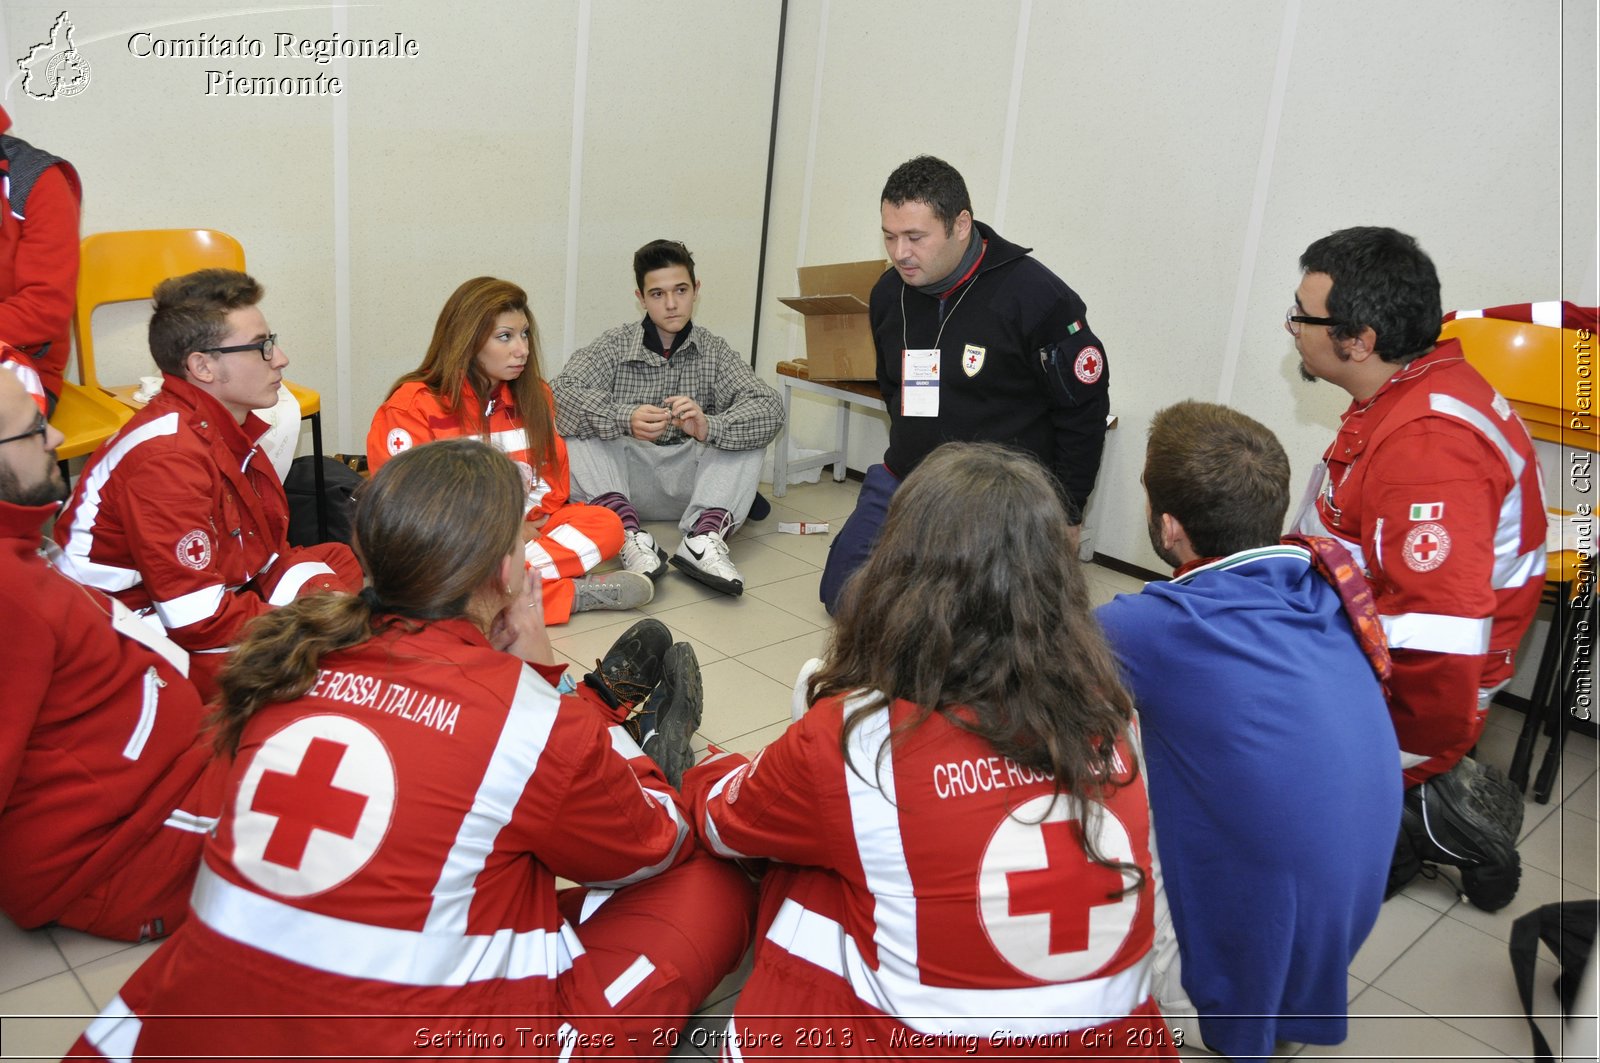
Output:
[0,365,222,942]
[1287,226,1547,910]
[53,269,361,700]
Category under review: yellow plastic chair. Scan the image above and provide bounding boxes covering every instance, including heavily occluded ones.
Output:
[1440,312,1597,802]
[51,380,129,462]
[75,229,328,538]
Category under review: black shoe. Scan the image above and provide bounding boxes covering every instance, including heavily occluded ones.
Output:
[1386,824,1423,899]
[748,492,772,522]
[1454,756,1526,840]
[1403,760,1522,912]
[1461,860,1522,912]
[638,643,702,789]
[671,531,744,597]
[583,619,671,713]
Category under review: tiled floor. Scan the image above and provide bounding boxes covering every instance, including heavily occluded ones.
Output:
[3,476,1597,1061]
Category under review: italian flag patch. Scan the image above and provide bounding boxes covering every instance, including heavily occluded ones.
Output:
[1409,502,1444,521]
[1066,320,1083,335]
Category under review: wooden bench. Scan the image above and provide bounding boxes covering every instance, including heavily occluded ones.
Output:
[772,359,887,497]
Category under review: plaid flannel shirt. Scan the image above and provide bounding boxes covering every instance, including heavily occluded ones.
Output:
[552,321,784,452]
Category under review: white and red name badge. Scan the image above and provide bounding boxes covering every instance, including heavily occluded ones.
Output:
[902,348,940,417]
[1291,461,1329,532]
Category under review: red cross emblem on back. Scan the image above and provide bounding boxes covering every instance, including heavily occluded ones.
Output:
[231,715,396,897]
[250,737,369,870]
[1005,818,1126,954]
[977,792,1141,981]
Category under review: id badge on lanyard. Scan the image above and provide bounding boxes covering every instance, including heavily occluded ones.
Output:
[901,348,940,417]
[1291,460,1329,534]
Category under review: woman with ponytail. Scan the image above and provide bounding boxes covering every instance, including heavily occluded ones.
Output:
[367,276,653,623]
[682,442,1178,1058]
[71,439,755,1062]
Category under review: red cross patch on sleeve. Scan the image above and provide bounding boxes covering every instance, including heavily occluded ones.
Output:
[176,530,212,570]
[1403,522,1451,572]
[1074,347,1103,385]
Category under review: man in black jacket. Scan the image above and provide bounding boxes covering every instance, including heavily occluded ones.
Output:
[820,155,1110,612]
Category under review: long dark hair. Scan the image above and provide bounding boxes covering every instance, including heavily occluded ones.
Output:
[813,441,1142,889]
[212,439,525,755]
[390,276,557,484]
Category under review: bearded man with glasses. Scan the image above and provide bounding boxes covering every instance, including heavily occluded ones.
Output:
[1287,226,1547,911]
[53,269,361,701]
[0,364,224,942]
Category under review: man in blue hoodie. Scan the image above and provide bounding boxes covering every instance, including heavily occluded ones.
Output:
[1096,401,1401,1061]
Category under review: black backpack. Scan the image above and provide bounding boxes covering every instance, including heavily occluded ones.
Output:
[284,455,363,547]
[1510,900,1598,1061]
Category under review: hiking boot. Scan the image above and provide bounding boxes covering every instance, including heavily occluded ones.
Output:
[620,530,669,580]
[1386,823,1423,899]
[584,619,671,713]
[573,571,654,612]
[637,642,703,789]
[1403,759,1522,912]
[1454,755,1526,840]
[671,531,744,596]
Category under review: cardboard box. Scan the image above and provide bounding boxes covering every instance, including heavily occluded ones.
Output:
[777,260,888,380]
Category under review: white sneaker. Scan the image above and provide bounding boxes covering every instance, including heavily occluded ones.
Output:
[670,531,744,596]
[573,571,655,612]
[620,530,669,580]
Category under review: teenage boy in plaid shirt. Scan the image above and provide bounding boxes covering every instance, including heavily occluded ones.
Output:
[553,240,783,596]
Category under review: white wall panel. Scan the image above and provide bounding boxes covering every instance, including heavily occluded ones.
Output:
[1236,0,1571,531]
[1006,0,1286,570]
[567,0,779,370]
[343,1,574,452]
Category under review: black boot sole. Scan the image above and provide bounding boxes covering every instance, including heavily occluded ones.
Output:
[670,555,744,596]
[647,644,704,789]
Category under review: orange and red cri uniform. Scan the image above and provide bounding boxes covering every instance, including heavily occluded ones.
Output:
[368,378,623,624]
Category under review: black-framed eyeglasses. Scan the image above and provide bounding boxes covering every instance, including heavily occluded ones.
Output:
[203,334,278,361]
[1285,307,1340,336]
[0,412,48,447]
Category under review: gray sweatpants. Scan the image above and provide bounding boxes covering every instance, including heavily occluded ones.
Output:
[565,436,763,535]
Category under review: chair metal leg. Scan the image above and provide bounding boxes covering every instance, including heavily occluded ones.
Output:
[1532,575,1593,804]
[832,397,849,482]
[773,382,793,498]
[1510,585,1568,792]
[309,411,328,542]
[1531,696,1569,804]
